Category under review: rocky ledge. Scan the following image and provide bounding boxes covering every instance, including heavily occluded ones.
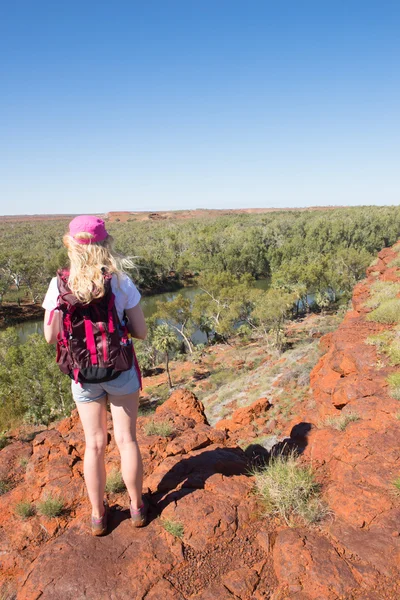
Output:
[1,245,400,600]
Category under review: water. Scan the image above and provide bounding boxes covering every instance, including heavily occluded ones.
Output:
[12,280,270,343]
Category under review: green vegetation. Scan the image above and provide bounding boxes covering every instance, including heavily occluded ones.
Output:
[0,479,10,495]
[152,324,179,388]
[252,449,327,525]
[2,206,398,307]
[143,383,171,404]
[138,402,158,417]
[392,477,400,494]
[36,494,64,518]
[365,281,400,309]
[323,412,360,431]
[105,469,126,493]
[19,456,29,469]
[388,256,400,268]
[0,434,9,450]
[160,518,184,538]
[367,299,400,324]
[0,328,74,431]
[387,372,400,400]
[15,500,35,519]
[144,419,174,437]
[1,207,399,434]
[366,330,400,366]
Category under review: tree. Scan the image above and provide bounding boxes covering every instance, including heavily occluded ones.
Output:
[0,270,11,304]
[152,325,179,388]
[155,294,195,354]
[0,329,74,430]
[250,288,295,350]
[192,272,255,339]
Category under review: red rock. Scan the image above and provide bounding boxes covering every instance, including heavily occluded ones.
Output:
[161,488,238,550]
[215,397,271,432]
[329,517,400,578]
[273,528,357,599]
[155,389,207,424]
[4,241,400,599]
[222,567,259,596]
[192,583,235,599]
[17,521,184,600]
[145,578,185,599]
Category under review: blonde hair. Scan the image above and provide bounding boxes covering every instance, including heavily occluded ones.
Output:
[63,232,136,304]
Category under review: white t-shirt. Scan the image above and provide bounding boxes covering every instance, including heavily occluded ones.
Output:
[42,272,141,321]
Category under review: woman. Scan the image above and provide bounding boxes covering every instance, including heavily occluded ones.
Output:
[42,215,148,535]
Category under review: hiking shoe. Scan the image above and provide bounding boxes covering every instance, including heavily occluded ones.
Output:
[130,497,149,528]
[91,502,108,536]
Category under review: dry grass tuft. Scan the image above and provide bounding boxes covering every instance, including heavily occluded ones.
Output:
[252,449,328,525]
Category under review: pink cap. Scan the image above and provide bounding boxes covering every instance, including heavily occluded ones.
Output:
[68,215,108,244]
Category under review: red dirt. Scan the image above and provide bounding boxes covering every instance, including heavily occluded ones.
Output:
[1,243,400,599]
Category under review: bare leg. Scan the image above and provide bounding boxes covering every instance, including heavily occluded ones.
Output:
[109,390,143,509]
[75,398,108,518]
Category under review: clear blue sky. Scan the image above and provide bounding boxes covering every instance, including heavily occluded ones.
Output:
[0,1,399,215]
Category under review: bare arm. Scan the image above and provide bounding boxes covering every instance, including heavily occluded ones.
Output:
[43,309,62,344]
[125,304,147,340]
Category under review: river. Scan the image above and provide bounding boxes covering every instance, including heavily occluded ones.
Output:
[13,280,271,343]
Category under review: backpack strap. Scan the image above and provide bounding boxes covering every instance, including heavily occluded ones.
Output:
[47,309,56,326]
[83,316,98,365]
[107,293,116,333]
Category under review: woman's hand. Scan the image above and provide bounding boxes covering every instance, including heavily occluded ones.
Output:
[43,309,61,344]
[125,304,147,340]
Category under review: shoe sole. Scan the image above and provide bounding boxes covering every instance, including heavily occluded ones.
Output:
[92,527,107,536]
[130,499,149,527]
[131,518,147,528]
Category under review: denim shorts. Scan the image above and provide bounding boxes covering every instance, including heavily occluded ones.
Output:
[71,366,141,403]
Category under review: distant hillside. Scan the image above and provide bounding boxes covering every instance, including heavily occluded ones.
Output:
[1,205,343,223]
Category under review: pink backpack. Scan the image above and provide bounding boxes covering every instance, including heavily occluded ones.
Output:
[48,270,142,386]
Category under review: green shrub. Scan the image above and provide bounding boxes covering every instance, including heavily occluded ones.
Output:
[105,469,126,493]
[36,494,64,518]
[365,281,400,309]
[323,412,360,431]
[387,372,400,400]
[367,330,400,366]
[392,477,400,494]
[367,299,400,324]
[0,329,74,431]
[387,339,400,366]
[252,449,327,525]
[0,435,9,450]
[138,401,158,417]
[19,456,29,469]
[366,330,394,350]
[143,383,170,404]
[15,500,35,519]
[207,368,237,390]
[388,256,400,268]
[0,479,10,495]
[144,419,174,437]
[160,518,184,538]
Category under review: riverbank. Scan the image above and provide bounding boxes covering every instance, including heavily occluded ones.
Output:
[0,274,196,330]
[0,303,44,328]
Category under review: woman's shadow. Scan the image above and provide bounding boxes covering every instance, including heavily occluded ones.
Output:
[109,421,312,530]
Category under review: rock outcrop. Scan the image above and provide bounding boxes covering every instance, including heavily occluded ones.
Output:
[1,245,400,599]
